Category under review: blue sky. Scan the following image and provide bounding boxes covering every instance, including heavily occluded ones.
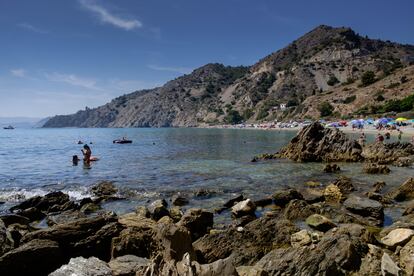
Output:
[0,0,413,118]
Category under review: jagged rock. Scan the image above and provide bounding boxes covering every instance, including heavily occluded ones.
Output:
[253,197,273,207]
[291,229,312,247]
[283,199,318,220]
[0,219,14,256]
[272,188,303,207]
[236,265,268,276]
[46,210,87,226]
[0,213,30,227]
[135,206,150,218]
[399,236,414,275]
[323,164,340,173]
[403,201,414,215]
[357,244,383,275]
[306,214,336,232]
[108,255,150,276]
[16,207,45,221]
[343,195,384,223]
[50,256,112,276]
[373,181,387,193]
[158,216,174,224]
[386,178,414,201]
[276,122,363,162]
[363,163,391,174]
[193,216,298,266]
[7,223,30,248]
[326,224,376,244]
[305,181,322,187]
[172,194,189,206]
[177,208,213,241]
[363,142,414,165]
[169,206,183,222]
[332,176,355,194]
[381,228,414,248]
[80,202,101,214]
[323,184,343,203]
[10,191,73,214]
[148,199,170,221]
[0,239,64,276]
[232,215,257,227]
[395,156,413,167]
[381,252,402,276]
[302,188,325,204]
[91,181,118,197]
[21,213,122,261]
[157,223,195,262]
[224,194,245,208]
[194,189,217,198]
[231,199,256,218]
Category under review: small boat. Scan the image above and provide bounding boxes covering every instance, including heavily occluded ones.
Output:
[3,125,14,129]
[113,138,133,144]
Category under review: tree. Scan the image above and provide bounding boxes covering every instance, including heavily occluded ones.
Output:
[361,71,376,86]
[318,102,334,117]
[327,76,339,86]
[224,110,243,124]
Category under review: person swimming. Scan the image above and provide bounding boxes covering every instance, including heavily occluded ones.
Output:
[72,155,80,166]
[81,144,92,164]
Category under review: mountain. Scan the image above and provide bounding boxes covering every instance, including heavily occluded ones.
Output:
[44,25,414,128]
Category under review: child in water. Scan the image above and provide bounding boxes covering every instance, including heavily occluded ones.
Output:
[81,144,92,164]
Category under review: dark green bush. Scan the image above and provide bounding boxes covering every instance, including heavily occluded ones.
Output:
[327,76,340,86]
[224,110,243,124]
[361,71,376,86]
[318,102,334,117]
[343,95,356,104]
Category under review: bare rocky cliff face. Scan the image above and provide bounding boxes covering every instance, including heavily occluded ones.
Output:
[43,25,414,128]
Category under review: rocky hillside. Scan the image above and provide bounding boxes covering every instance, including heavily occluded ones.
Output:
[43,25,414,127]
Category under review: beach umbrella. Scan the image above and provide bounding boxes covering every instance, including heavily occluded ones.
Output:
[378,118,389,125]
[396,117,408,122]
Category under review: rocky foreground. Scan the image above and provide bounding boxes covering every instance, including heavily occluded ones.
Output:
[1,124,414,275]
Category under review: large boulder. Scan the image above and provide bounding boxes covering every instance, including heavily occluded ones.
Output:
[0,239,64,275]
[306,214,336,232]
[381,228,414,248]
[171,194,189,206]
[108,255,150,276]
[386,178,414,202]
[0,219,14,256]
[363,163,391,174]
[276,122,363,162]
[283,199,318,221]
[91,181,118,197]
[343,195,384,225]
[381,252,402,276]
[177,208,213,241]
[147,199,170,221]
[156,222,195,262]
[272,188,303,207]
[50,256,112,276]
[231,199,256,218]
[10,191,74,214]
[362,142,414,165]
[193,216,299,266]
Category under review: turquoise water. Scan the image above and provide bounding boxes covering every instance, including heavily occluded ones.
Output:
[0,128,413,219]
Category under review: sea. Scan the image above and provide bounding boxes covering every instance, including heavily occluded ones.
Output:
[1,127,413,224]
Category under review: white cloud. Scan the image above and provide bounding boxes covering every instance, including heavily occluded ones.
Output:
[10,69,26,78]
[148,64,192,74]
[79,0,142,31]
[17,23,48,34]
[45,72,100,90]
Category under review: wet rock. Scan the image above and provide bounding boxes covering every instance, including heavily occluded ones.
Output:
[11,191,74,214]
[50,256,112,276]
[373,181,386,193]
[224,194,245,208]
[363,163,391,174]
[272,188,303,207]
[283,199,318,221]
[177,208,213,241]
[22,212,122,261]
[108,255,150,276]
[254,197,273,207]
[232,215,257,227]
[6,223,30,248]
[276,122,364,162]
[306,214,336,232]
[332,176,355,194]
[169,206,183,222]
[16,207,45,221]
[305,181,321,187]
[399,236,414,275]
[323,184,343,203]
[0,214,30,226]
[363,142,414,165]
[91,181,118,197]
[231,199,256,218]
[148,199,170,221]
[135,206,150,218]
[0,219,14,256]
[343,195,384,223]
[323,163,340,173]
[79,202,101,214]
[194,189,217,198]
[193,217,299,266]
[0,239,64,276]
[381,252,402,276]
[386,178,414,202]
[381,228,414,248]
[171,194,189,206]
[46,210,87,226]
[291,229,312,247]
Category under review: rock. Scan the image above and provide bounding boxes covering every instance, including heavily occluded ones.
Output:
[148,199,170,221]
[386,178,414,201]
[49,256,112,276]
[193,255,237,276]
[326,224,376,244]
[108,255,150,276]
[373,181,387,193]
[399,236,414,275]
[332,176,355,194]
[381,228,414,248]
[403,201,414,216]
[283,199,318,221]
[0,214,30,226]
[323,184,343,203]
[305,181,322,187]
[272,188,303,207]
[381,252,402,276]
[344,195,384,222]
[291,229,312,247]
[232,215,257,227]
[357,244,383,275]
[7,223,30,248]
[275,122,363,162]
[306,214,336,232]
[177,208,213,241]
[10,191,73,214]
[169,206,183,222]
[46,210,87,226]
[231,199,256,218]
[135,206,150,218]
[363,142,414,165]
[16,207,45,221]
[254,198,273,207]
[171,194,189,206]
[156,222,195,262]
[193,217,299,266]
[158,216,174,224]
[0,219,14,256]
[21,213,122,261]
[194,189,217,198]
[80,202,101,214]
[91,181,118,197]
[395,156,413,167]
[224,194,245,208]
[0,239,64,275]
[323,163,340,173]
[236,266,268,276]
[302,188,325,204]
[363,163,391,174]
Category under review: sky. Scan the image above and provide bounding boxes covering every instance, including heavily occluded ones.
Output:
[0,0,413,118]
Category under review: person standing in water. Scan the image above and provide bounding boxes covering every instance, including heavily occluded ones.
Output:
[81,144,92,164]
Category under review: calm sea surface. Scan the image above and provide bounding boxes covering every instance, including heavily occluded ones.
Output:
[1,128,413,223]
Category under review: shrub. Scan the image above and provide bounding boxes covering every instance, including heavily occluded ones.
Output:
[343,95,356,104]
[361,71,376,86]
[318,102,334,117]
[224,110,243,124]
[256,108,269,120]
[242,109,254,120]
[401,76,408,83]
[376,94,385,101]
[327,76,340,86]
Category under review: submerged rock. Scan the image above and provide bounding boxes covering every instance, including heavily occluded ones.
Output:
[363,163,391,174]
[91,181,118,197]
[323,163,341,173]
